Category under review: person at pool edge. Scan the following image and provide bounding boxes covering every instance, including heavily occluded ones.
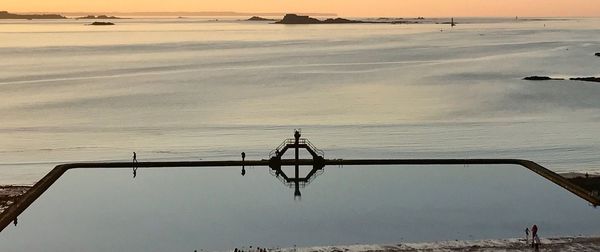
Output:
[241,152,246,176]
[531,224,539,248]
[132,152,138,178]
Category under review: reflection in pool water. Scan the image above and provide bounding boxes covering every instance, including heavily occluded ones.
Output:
[0,164,599,251]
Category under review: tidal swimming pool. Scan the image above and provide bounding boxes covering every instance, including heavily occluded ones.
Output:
[1,164,599,251]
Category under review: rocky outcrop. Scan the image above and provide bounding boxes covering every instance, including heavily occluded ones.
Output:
[247,16,275,21]
[523,76,563,81]
[570,77,600,82]
[523,76,600,83]
[276,14,322,24]
[89,21,115,26]
[275,13,421,24]
[392,20,420,24]
[321,18,364,24]
[276,14,373,24]
[77,15,121,19]
[0,11,65,19]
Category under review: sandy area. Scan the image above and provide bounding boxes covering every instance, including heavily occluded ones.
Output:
[271,237,600,252]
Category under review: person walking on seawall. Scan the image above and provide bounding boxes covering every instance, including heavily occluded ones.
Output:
[525,227,529,244]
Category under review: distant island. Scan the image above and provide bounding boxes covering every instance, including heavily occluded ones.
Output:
[523,76,564,81]
[76,15,122,19]
[523,76,600,83]
[89,21,115,26]
[246,16,276,21]
[0,11,66,19]
[275,14,372,24]
[275,14,423,24]
[571,77,600,83]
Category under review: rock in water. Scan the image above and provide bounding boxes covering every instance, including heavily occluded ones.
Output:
[276,14,321,24]
[523,76,555,81]
[89,22,115,26]
[570,77,600,82]
[247,16,274,21]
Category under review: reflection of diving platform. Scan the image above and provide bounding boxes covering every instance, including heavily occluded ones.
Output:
[2,131,600,232]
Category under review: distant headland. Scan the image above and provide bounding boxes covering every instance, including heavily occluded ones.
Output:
[0,11,66,19]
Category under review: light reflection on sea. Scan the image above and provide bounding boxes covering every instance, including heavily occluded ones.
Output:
[1,18,600,184]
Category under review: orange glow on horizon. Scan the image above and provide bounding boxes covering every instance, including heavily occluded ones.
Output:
[3,0,600,17]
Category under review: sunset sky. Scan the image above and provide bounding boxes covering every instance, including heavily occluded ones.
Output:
[4,0,600,17]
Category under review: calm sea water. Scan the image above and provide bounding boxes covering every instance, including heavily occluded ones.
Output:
[1,18,600,185]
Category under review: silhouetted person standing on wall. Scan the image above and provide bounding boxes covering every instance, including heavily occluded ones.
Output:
[132,152,138,178]
[241,152,246,176]
[525,227,529,244]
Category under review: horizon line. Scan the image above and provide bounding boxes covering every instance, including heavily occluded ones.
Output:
[7,11,339,17]
[6,11,600,18]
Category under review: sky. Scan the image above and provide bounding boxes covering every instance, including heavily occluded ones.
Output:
[4,0,600,17]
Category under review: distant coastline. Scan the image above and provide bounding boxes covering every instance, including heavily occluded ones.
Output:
[0,11,66,19]
[18,11,337,17]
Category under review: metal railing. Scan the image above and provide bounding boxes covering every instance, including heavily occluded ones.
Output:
[268,138,324,158]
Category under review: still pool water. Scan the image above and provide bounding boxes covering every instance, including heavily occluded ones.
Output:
[1,164,599,251]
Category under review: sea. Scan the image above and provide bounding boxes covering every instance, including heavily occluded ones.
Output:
[1,17,600,251]
[1,17,600,184]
